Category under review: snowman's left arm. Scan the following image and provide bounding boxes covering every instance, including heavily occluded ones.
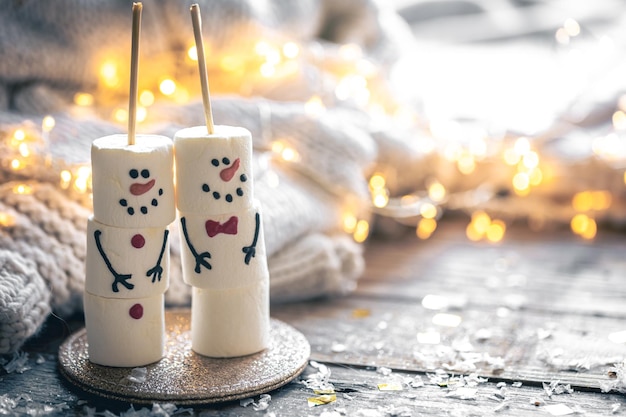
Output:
[242,212,260,265]
[146,229,169,283]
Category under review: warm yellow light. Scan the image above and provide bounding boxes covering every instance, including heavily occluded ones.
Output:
[369,173,386,190]
[581,218,597,240]
[271,141,284,154]
[13,184,32,194]
[113,108,128,123]
[60,170,72,189]
[135,106,147,123]
[100,61,119,87]
[339,43,362,60]
[159,79,177,96]
[623,171,626,185]
[74,92,94,107]
[572,191,593,211]
[420,203,437,219]
[219,55,241,72]
[613,110,626,130]
[42,115,56,132]
[255,41,271,56]
[187,45,198,61]
[529,167,543,186]
[13,129,25,141]
[428,182,446,202]
[466,222,483,242]
[457,154,476,175]
[342,212,358,233]
[486,220,506,243]
[512,172,530,192]
[282,42,300,59]
[10,159,22,170]
[173,87,190,104]
[372,192,389,208]
[591,191,612,211]
[353,219,369,243]
[265,49,281,66]
[503,148,521,166]
[74,166,92,194]
[18,143,29,157]
[100,61,117,79]
[571,213,590,234]
[471,211,491,235]
[522,151,539,169]
[0,212,15,227]
[280,147,298,162]
[564,18,581,37]
[305,96,326,117]
[260,62,276,78]
[139,90,155,107]
[416,218,437,240]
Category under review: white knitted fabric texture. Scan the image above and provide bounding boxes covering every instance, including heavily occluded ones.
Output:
[0,0,415,352]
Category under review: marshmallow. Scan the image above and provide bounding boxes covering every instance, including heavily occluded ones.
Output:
[174,125,254,215]
[178,203,268,289]
[91,134,175,228]
[83,292,165,367]
[191,280,269,358]
[85,217,170,298]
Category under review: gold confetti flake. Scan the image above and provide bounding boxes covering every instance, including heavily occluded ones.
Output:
[352,308,371,318]
[377,382,403,391]
[307,394,337,407]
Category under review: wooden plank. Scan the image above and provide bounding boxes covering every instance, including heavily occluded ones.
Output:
[359,222,626,318]
[2,351,625,416]
[271,296,626,391]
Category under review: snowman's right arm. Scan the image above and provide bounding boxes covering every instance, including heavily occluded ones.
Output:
[94,229,134,293]
[180,217,212,273]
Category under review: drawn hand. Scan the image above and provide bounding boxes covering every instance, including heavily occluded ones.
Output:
[242,245,256,265]
[146,265,164,283]
[112,273,134,292]
[194,251,212,273]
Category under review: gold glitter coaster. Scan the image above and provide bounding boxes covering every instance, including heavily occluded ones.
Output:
[58,309,310,405]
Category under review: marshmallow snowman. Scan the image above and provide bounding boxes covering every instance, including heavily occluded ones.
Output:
[175,125,270,358]
[84,134,175,367]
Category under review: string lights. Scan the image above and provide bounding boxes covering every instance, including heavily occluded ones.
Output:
[1,19,624,245]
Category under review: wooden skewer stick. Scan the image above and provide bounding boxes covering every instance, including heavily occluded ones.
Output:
[128,2,143,146]
[190,3,215,134]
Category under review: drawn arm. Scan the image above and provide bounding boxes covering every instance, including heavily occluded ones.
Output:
[180,216,212,273]
[94,229,134,292]
[242,212,260,265]
[146,229,169,283]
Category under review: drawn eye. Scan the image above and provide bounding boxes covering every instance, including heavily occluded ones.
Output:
[129,169,139,179]
[222,157,230,165]
[141,169,150,178]
[211,159,219,167]
[202,184,210,192]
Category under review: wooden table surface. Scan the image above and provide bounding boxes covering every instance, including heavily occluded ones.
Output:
[2,220,626,416]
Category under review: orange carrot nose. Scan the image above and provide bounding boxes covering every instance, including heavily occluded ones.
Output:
[130,178,155,195]
[220,158,240,182]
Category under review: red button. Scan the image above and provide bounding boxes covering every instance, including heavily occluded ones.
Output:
[129,303,143,319]
[131,234,145,248]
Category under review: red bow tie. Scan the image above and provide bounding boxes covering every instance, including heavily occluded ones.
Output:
[205,216,238,237]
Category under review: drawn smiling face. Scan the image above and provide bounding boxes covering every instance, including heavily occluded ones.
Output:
[118,168,164,216]
[200,157,248,205]
[91,134,175,229]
